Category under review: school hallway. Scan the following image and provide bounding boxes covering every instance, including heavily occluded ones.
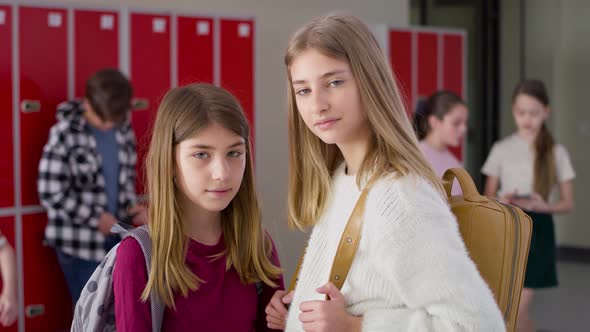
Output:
[534,261,590,332]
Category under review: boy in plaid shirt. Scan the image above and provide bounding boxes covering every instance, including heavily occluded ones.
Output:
[37,69,146,305]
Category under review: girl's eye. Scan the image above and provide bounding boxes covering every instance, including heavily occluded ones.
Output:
[328,79,344,87]
[228,151,243,158]
[295,88,311,96]
[193,152,209,159]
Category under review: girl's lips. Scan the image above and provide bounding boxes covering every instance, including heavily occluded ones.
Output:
[315,118,339,129]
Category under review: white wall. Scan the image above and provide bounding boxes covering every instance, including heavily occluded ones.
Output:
[501,0,590,248]
[56,0,409,283]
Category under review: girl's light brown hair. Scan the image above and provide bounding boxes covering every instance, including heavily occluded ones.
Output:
[142,83,281,308]
[512,79,556,200]
[285,14,444,230]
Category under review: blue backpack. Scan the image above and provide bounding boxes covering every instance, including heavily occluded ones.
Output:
[71,225,164,332]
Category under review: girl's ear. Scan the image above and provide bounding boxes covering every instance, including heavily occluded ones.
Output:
[428,115,441,131]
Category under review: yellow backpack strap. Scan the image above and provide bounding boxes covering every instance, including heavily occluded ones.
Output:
[289,188,369,295]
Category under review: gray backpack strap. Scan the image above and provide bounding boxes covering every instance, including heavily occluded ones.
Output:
[124,226,165,332]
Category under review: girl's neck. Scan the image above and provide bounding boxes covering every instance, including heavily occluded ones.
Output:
[423,133,448,152]
[516,130,538,144]
[182,202,222,246]
[337,137,370,175]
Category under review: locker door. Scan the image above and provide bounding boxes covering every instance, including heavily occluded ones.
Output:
[389,29,414,117]
[19,7,68,206]
[443,33,465,161]
[220,19,254,137]
[22,213,71,331]
[0,5,14,208]
[0,216,17,332]
[443,33,464,98]
[74,9,119,98]
[417,31,439,103]
[177,16,214,85]
[130,13,171,194]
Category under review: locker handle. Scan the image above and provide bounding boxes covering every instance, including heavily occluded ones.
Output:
[25,304,45,318]
[20,100,41,113]
[132,98,149,111]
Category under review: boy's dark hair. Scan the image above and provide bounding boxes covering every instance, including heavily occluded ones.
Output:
[85,68,133,124]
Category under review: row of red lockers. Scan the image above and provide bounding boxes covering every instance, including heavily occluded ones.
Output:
[0,4,255,331]
[0,3,465,331]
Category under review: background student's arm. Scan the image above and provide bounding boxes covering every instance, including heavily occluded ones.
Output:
[0,239,17,327]
[113,237,152,332]
[514,180,574,214]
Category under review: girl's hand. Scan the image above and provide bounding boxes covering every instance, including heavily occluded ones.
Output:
[266,290,293,330]
[128,204,148,225]
[0,292,17,327]
[511,192,550,213]
[527,192,550,213]
[498,190,516,204]
[298,282,361,332]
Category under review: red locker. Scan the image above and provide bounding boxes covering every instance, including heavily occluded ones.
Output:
[0,216,17,332]
[443,33,464,98]
[130,13,171,194]
[417,31,439,102]
[19,7,68,206]
[177,16,214,85]
[0,5,14,208]
[220,19,254,137]
[74,9,119,98]
[443,33,465,161]
[22,213,71,331]
[389,30,413,116]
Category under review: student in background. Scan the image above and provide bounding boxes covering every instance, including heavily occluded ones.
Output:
[113,83,283,331]
[482,79,575,332]
[413,91,469,195]
[0,231,17,327]
[265,13,503,331]
[37,68,146,305]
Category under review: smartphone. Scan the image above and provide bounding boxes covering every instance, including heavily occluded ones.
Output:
[511,194,531,200]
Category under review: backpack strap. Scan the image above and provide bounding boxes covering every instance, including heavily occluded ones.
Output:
[124,226,165,332]
[442,168,487,203]
[289,187,369,296]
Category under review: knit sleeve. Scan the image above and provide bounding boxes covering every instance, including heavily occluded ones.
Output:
[361,177,505,332]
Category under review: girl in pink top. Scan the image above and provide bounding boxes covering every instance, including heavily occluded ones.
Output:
[413,91,469,195]
[113,84,284,331]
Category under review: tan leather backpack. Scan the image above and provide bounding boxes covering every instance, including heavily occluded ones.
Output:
[290,168,532,332]
[443,168,532,332]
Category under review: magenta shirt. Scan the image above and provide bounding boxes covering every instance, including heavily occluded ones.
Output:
[113,233,284,332]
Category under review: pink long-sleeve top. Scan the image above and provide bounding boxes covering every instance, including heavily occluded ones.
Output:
[113,233,284,331]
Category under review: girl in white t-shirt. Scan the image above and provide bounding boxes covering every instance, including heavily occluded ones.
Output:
[482,79,575,332]
[413,91,469,195]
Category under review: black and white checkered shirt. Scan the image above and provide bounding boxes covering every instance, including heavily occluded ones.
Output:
[37,101,138,261]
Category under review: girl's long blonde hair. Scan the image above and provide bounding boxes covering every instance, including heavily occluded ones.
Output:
[285,14,444,230]
[142,83,281,308]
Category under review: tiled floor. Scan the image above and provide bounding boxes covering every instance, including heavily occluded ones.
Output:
[532,262,590,332]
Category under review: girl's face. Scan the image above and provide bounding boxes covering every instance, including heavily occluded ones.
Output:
[289,48,369,146]
[512,93,549,136]
[429,103,469,147]
[174,122,246,214]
